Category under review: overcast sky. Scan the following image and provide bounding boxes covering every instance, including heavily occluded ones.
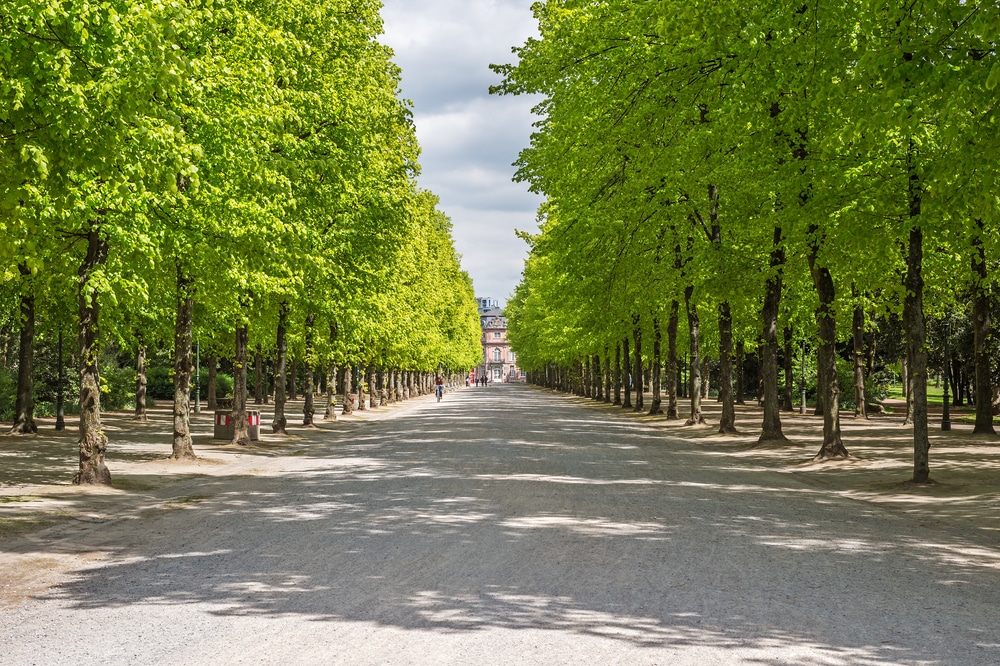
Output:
[380,0,543,307]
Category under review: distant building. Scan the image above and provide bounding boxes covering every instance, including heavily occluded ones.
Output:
[475,297,524,383]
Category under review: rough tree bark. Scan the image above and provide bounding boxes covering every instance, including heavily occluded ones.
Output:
[603,348,611,403]
[271,304,289,434]
[254,346,264,405]
[718,303,736,434]
[971,219,995,435]
[758,226,787,442]
[10,264,37,435]
[666,301,679,419]
[232,324,250,446]
[632,316,643,412]
[207,354,218,410]
[613,342,622,405]
[74,227,111,485]
[594,355,603,401]
[369,366,379,409]
[622,336,633,409]
[852,304,868,420]
[342,365,354,414]
[171,270,196,459]
[735,340,746,405]
[808,234,848,460]
[303,314,316,426]
[684,286,706,425]
[324,364,338,420]
[134,340,148,422]
[905,157,930,482]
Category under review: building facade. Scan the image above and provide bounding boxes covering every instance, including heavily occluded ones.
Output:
[476,297,524,383]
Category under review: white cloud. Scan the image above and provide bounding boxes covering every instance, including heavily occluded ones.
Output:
[381,0,543,305]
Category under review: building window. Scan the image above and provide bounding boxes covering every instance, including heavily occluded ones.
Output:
[493,332,501,339]
[494,348,502,362]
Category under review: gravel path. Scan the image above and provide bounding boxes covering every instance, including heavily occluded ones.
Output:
[2,385,999,665]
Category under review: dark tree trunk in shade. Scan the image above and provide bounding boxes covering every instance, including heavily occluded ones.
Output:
[172,271,196,460]
[594,355,603,401]
[972,219,996,435]
[11,264,37,435]
[271,304,289,434]
[904,164,930,481]
[74,227,111,486]
[583,357,591,398]
[808,237,848,460]
[648,319,663,415]
[666,301,679,419]
[232,324,250,446]
[718,303,736,433]
[342,365,354,414]
[303,314,316,426]
[814,354,825,417]
[758,226,786,442]
[735,340,746,405]
[632,317,643,412]
[782,326,795,412]
[622,336,633,409]
[613,342,622,405]
[852,305,868,419]
[134,342,148,422]
[254,346,264,405]
[684,287,706,425]
[603,348,611,403]
[207,355,218,411]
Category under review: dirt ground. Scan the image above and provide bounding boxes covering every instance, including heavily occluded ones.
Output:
[1,391,998,546]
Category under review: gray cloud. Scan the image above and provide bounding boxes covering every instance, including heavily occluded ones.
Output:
[382,0,542,303]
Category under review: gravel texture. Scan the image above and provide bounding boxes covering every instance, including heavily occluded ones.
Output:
[2,384,999,665]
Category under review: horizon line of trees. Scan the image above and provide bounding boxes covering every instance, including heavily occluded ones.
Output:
[493,0,999,484]
[1,0,482,485]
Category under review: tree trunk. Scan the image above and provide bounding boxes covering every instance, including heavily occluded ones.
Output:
[134,342,148,422]
[358,366,367,410]
[758,226,786,442]
[289,359,298,401]
[254,346,264,405]
[74,227,111,486]
[303,314,316,426]
[342,365,354,414]
[632,316,644,412]
[852,305,868,419]
[10,265,37,435]
[666,301,679,419]
[172,270,196,460]
[622,336,633,409]
[782,326,795,412]
[971,219,995,435]
[808,240,848,460]
[271,304,288,434]
[613,342,622,405]
[649,319,663,415]
[207,355,218,411]
[718,303,736,433]
[594,355,603,401]
[369,366,379,408]
[905,204,930,482]
[603,349,611,403]
[232,324,250,446]
[684,286,706,425]
[324,364,338,420]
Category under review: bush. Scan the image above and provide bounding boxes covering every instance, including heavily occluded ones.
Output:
[146,366,234,400]
[100,363,136,411]
[0,366,15,422]
[147,367,174,400]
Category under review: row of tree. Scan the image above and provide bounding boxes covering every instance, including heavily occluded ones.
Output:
[1,0,482,484]
[493,0,999,483]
